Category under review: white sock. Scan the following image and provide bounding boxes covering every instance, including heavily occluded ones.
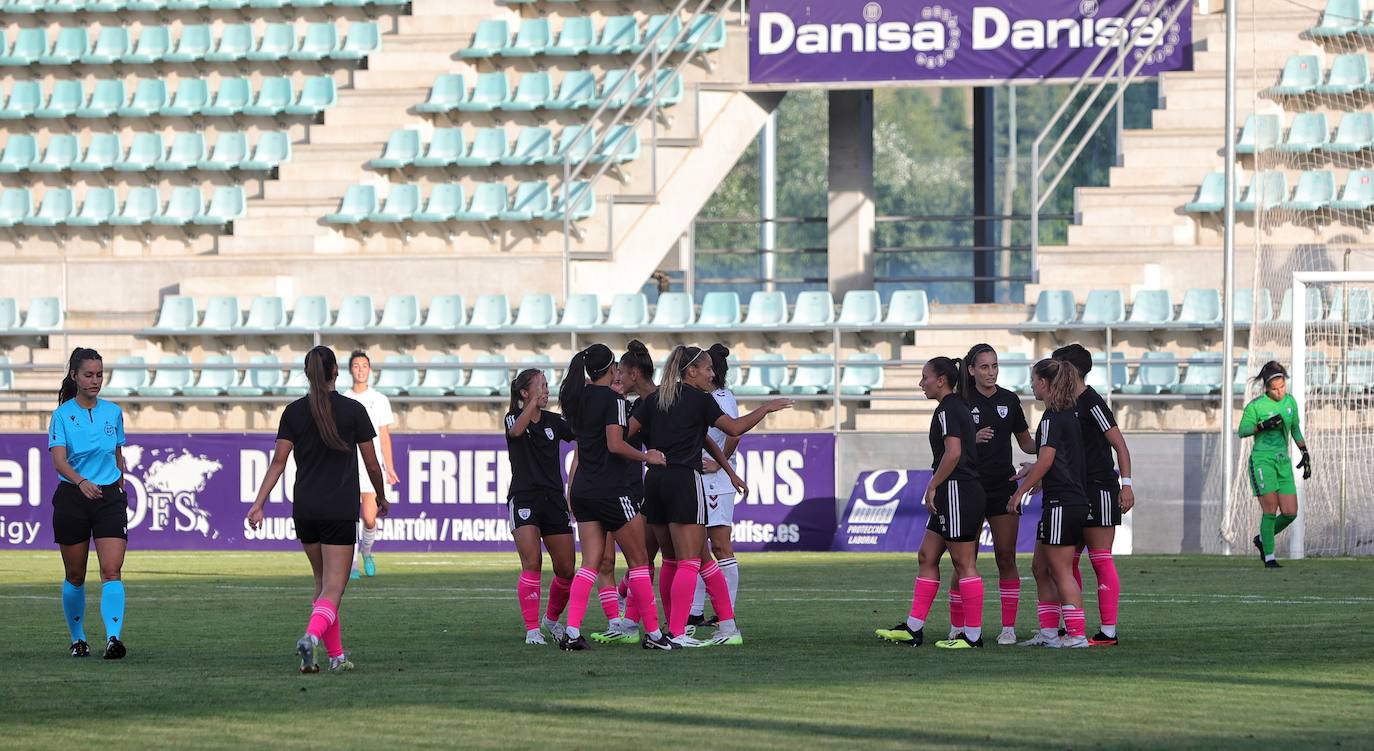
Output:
[566,626,580,640]
[948,627,960,640]
[906,616,925,631]
[1101,624,1117,638]
[964,626,982,642]
[690,577,707,617]
[1264,553,1276,562]
[717,618,737,634]
[359,523,376,556]
[1040,627,1058,639]
[719,556,739,606]
[304,633,319,646]
[648,628,662,640]
[526,628,541,639]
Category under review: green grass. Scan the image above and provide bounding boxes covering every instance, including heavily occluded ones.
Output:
[2,552,1372,750]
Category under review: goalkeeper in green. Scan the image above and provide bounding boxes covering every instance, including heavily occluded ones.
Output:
[1238,360,1310,568]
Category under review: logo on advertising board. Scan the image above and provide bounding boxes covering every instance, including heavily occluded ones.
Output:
[122,445,223,540]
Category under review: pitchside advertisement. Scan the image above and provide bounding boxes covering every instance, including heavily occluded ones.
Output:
[0,433,836,552]
[750,0,1192,85]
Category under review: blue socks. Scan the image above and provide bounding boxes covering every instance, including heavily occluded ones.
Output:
[62,581,86,642]
[101,581,125,640]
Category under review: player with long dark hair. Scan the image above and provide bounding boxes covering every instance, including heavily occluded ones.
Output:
[247,346,389,672]
[630,345,791,647]
[1239,360,1308,568]
[342,350,398,580]
[876,356,988,649]
[1013,359,1090,649]
[504,367,576,645]
[48,347,130,659]
[1052,344,1135,646]
[688,343,742,631]
[556,343,674,651]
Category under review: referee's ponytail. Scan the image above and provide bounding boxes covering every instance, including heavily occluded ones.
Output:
[559,343,614,424]
[58,347,102,405]
[304,346,349,452]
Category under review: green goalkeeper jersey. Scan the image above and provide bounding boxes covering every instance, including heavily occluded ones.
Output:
[1238,393,1305,457]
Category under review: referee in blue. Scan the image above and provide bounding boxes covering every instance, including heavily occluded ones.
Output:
[48,348,129,659]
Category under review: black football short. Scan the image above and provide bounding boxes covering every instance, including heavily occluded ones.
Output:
[1037,504,1089,547]
[52,481,128,545]
[1086,483,1122,527]
[981,478,1018,518]
[294,518,357,546]
[925,479,986,543]
[509,490,574,537]
[570,493,639,532]
[642,466,706,526]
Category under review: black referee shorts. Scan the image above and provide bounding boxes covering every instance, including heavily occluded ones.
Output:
[52,481,128,545]
[1037,504,1089,547]
[294,518,357,546]
[509,489,574,537]
[570,494,638,532]
[642,465,706,526]
[1086,483,1123,527]
[925,479,986,543]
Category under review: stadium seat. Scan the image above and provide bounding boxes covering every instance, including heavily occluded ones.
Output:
[503,18,550,57]
[334,22,381,61]
[1311,0,1363,36]
[836,290,880,326]
[511,293,557,329]
[203,78,250,117]
[1029,289,1076,326]
[369,184,421,223]
[25,188,73,227]
[649,292,695,329]
[560,293,602,329]
[997,353,1033,394]
[1235,114,1281,155]
[0,28,46,66]
[467,294,513,329]
[244,296,287,330]
[454,128,507,167]
[417,74,464,113]
[459,19,509,59]
[593,124,640,164]
[1086,352,1127,393]
[502,127,553,166]
[599,69,640,108]
[248,23,293,62]
[206,23,252,63]
[1268,55,1320,95]
[455,183,506,221]
[0,81,40,120]
[1283,170,1336,211]
[156,132,206,171]
[123,25,170,64]
[36,80,83,119]
[640,14,684,54]
[201,132,249,170]
[374,355,417,396]
[331,295,376,330]
[409,355,464,397]
[162,78,210,117]
[452,354,507,396]
[73,133,120,172]
[735,353,786,395]
[1326,287,1373,323]
[545,126,594,167]
[544,181,596,221]
[413,184,464,223]
[1318,53,1370,94]
[66,187,116,227]
[1236,171,1287,212]
[244,76,291,117]
[1176,353,1224,395]
[635,70,683,108]
[118,79,168,117]
[1276,287,1325,322]
[141,356,193,397]
[286,76,336,116]
[1344,350,1374,391]
[227,355,283,397]
[325,185,377,224]
[503,71,552,112]
[290,22,339,62]
[0,135,35,172]
[743,291,787,326]
[183,354,237,396]
[31,134,78,173]
[152,296,197,332]
[782,354,835,395]
[153,186,203,226]
[1122,352,1180,395]
[606,293,649,328]
[789,290,835,327]
[1278,113,1329,153]
[547,70,597,110]
[280,369,310,397]
[109,186,158,225]
[1080,289,1125,325]
[47,28,91,66]
[421,295,466,330]
[414,128,464,168]
[1126,289,1174,325]
[0,356,9,390]
[1178,288,1223,325]
[115,133,161,172]
[165,25,211,63]
[1235,288,1274,325]
[546,17,593,56]
[0,187,32,227]
[0,299,13,331]
[195,186,246,226]
[288,295,329,331]
[590,15,641,55]
[839,353,884,395]
[699,291,742,327]
[1306,351,1331,390]
[76,79,124,118]
[885,289,930,327]
[499,181,551,222]
[102,357,149,397]
[681,13,726,52]
[459,73,511,112]
[1332,169,1374,210]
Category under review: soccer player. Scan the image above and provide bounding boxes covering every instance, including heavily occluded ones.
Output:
[1239,360,1309,569]
[342,351,398,580]
[630,345,791,647]
[247,346,389,673]
[955,343,1036,645]
[1013,359,1090,649]
[48,347,130,660]
[556,344,674,651]
[504,367,576,645]
[1053,344,1135,646]
[876,356,988,649]
[689,343,741,631]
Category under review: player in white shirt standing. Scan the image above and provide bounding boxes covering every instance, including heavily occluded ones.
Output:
[688,344,741,631]
[342,351,399,579]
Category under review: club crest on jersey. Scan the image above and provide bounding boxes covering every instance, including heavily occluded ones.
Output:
[104,421,115,437]
[997,406,1009,418]
[544,427,555,440]
[518,508,532,521]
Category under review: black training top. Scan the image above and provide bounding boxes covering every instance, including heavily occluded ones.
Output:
[633,386,726,470]
[966,386,1029,489]
[277,392,377,520]
[624,397,649,498]
[929,394,980,482]
[1075,386,1121,488]
[569,384,630,499]
[1035,408,1088,507]
[504,409,573,498]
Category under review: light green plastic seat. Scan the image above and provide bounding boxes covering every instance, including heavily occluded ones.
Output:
[467,294,512,329]
[290,22,338,61]
[110,186,158,225]
[1327,114,1374,153]
[77,79,124,118]
[1235,288,1274,325]
[155,132,206,171]
[1236,114,1280,154]
[371,129,420,169]
[369,184,419,222]
[151,295,197,331]
[1178,288,1222,325]
[1236,171,1287,212]
[501,127,552,166]
[1030,289,1075,326]
[0,299,15,331]
[1326,287,1373,323]
[590,15,640,55]
[325,185,377,224]
[116,132,162,172]
[885,290,930,326]
[1127,289,1174,325]
[512,293,557,329]
[378,294,420,329]
[206,23,252,63]
[0,81,40,119]
[782,353,834,395]
[117,79,167,117]
[331,295,375,330]
[592,124,639,164]
[455,182,505,221]
[545,126,594,166]
[547,17,593,57]
[1279,112,1329,153]
[1184,171,1230,213]
[334,22,380,61]
[1122,352,1181,395]
[0,187,32,226]
[31,134,77,173]
[498,181,550,221]
[0,28,46,66]
[201,132,249,170]
[1268,55,1320,95]
[165,25,211,63]
[1080,289,1125,325]
[734,353,786,396]
[459,19,509,59]
[599,69,639,108]
[409,355,463,397]
[72,133,118,172]
[503,71,551,112]
[414,128,464,168]
[547,70,597,110]
[161,78,210,117]
[997,353,1033,394]
[699,291,742,327]
[648,292,694,329]
[1318,53,1369,94]
[416,74,464,113]
[455,128,506,167]
[1282,170,1336,211]
[203,77,250,117]
[742,291,786,326]
[681,13,726,52]
[194,186,245,226]
[1332,169,1374,210]
[1343,350,1374,391]
[244,76,291,117]
[1311,0,1363,36]
[67,187,116,227]
[123,25,170,64]
[0,134,35,172]
[25,188,73,227]
[153,186,203,226]
[839,353,884,395]
[280,369,309,397]
[228,354,281,395]
[789,290,835,327]
[183,355,238,396]
[141,356,193,396]
[245,296,286,330]
[559,293,602,328]
[414,184,464,222]
[452,354,507,396]
[420,295,466,331]
[606,293,648,328]
[638,14,683,54]
[835,290,880,326]
[374,355,417,396]
[238,130,289,172]
[286,76,336,116]
[41,27,88,66]
[20,297,61,330]
[1307,352,1332,390]
[457,72,510,113]
[0,356,9,390]
[36,80,83,119]
[544,181,595,221]
[635,70,683,108]
[248,23,293,62]
[1085,352,1128,393]
[503,18,549,57]
[103,357,149,397]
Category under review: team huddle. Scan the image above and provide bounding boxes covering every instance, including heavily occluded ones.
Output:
[43,339,1310,665]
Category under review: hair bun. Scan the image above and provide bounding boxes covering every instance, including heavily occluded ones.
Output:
[708,343,730,358]
[626,339,649,356]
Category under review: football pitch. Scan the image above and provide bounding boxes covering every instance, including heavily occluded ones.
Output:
[2,552,1372,750]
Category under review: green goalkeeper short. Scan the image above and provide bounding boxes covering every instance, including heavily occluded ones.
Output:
[1248,452,1296,496]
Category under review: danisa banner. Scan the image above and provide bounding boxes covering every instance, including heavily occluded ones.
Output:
[832,469,1042,553]
[0,432,836,553]
[750,0,1192,85]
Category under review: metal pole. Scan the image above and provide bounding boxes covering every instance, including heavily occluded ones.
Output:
[1000,87,1017,301]
[1220,0,1238,555]
[1340,251,1351,555]
[760,110,777,292]
[1290,276,1306,559]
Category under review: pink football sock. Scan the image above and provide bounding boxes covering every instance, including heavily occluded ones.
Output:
[597,586,619,621]
[1037,601,1061,631]
[668,558,702,636]
[1088,548,1120,628]
[1063,604,1086,638]
[948,588,964,630]
[322,613,344,659]
[545,575,572,622]
[626,566,660,633]
[306,598,336,640]
[658,558,678,623]
[958,576,984,632]
[617,576,629,600]
[517,572,541,631]
[700,559,734,621]
[564,568,599,631]
[908,577,940,623]
[1072,550,1084,592]
[999,579,1020,629]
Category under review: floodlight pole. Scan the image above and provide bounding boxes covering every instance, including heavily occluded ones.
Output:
[1220,0,1238,555]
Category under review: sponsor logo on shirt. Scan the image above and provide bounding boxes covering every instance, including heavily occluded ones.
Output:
[971,407,980,425]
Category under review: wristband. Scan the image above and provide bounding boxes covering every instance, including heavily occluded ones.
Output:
[1119,478,1132,488]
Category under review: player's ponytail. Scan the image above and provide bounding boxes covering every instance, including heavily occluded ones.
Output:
[304,346,349,452]
[58,347,102,405]
[1034,358,1078,411]
[658,345,700,412]
[509,368,543,415]
[620,339,653,381]
[559,343,614,423]
[959,343,996,397]
[707,343,730,390]
[927,356,962,399]
[1254,360,1289,385]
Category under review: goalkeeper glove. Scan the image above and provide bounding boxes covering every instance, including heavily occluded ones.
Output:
[1297,449,1312,480]
[1256,414,1285,432]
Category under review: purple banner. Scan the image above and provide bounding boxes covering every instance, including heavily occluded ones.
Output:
[750,0,1191,85]
[832,470,1041,552]
[0,432,835,552]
